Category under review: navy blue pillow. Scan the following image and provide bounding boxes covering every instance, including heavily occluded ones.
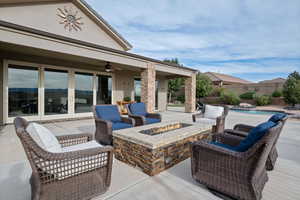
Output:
[130,103,147,116]
[234,121,276,152]
[95,105,121,122]
[268,113,287,123]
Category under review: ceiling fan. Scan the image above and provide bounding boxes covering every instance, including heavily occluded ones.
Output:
[105,62,122,72]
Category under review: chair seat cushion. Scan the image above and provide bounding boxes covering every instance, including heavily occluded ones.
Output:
[130,102,147,116]
[204,105,224,119]
[95,105,121,122]
[268,113,287,123]
[112,122,133,130]
[26,123,62,153]
[146,117,161,124]
[194,118,216,125]
[62,141,103,152]
[235,121,276,152]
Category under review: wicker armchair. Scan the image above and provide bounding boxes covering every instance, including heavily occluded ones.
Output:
[224,115,288,170]
[93,105,135,145]
[126,102,161,126]
[14,117,113,200]
[191,122,283,200]
[192,104,229,133]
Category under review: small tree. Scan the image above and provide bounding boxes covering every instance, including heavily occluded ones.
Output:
[196,74,213,98]
[282,75,300,106]
[164,58,184,103]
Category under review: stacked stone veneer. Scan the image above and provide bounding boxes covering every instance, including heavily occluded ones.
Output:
[114,131,210,176]
[141,63,156,112]
[185,73,196,113]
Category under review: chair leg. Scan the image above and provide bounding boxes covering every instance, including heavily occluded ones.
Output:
[207,187,238,200]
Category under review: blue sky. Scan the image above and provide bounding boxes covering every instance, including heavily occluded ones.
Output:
[86,0,300,82]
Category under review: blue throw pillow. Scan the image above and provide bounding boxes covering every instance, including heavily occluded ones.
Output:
[268,113,287,123]
[234,121,276,152]
[95,105,121,122]
[130,103,147,116]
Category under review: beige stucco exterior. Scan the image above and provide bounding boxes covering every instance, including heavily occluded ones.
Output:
[0,0,197,124]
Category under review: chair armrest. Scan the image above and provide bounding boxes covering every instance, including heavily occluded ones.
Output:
[128,115,145,126]
[146,113,161,120]
[212,133,244,147]
[121,117,135,126]
[224,129,248,137]
[214,115,226,133]
[192,113,204,122]
[94,118,113,145]
[56,133,93,147]
[233,124,255,132]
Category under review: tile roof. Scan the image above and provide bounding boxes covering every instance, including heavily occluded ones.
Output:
[204,72,252,84]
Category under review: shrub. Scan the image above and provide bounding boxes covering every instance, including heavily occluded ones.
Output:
[272,90,282,97]
[123,96,131,102]
[209,87,225,97]
[176,95,185,103]
[196,74,213,98]
[220,91,240,105]
[283,71,300,105]
[254,95,271,106]
[240,91,256,99]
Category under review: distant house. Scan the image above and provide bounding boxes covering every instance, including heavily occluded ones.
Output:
[204,72,252,86]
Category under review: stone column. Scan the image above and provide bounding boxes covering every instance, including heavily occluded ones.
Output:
[157,78,168,112]
[0,59,3,125]
[141,63,156,112]
[185,73,196,113]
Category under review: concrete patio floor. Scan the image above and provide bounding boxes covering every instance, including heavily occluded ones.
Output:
[1,107,300,200]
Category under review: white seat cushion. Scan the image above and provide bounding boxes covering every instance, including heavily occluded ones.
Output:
[204,105,224,119]
[194,118,216,125]
[62,141,103,152]
[26,123,62,153]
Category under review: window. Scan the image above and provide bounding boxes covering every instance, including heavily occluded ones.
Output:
[75,72,93,113]
[8,65,39,117]
[96,75,112,104]
[134,78,141,102]
[44,69,68,115]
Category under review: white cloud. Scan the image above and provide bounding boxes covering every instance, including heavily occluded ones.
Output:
[86,0,300,80]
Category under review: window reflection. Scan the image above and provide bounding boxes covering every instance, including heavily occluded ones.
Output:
[44,69,68,115]
[8,65,39,117]
[75,72,93,113]
[96,75,112,104]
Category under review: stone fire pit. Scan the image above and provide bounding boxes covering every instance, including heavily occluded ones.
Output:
[113,122,211,176]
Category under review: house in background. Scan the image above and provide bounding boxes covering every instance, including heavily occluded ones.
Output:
[204,72,252,87]
[0,0,197,125]
[259,78,286,84]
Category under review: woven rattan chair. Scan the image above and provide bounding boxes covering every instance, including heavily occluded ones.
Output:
[224,115,288,170]
[93,105,135,145]
[191,122,283,200]
[14,117,113,200]
[192,104,229,133]
[126,102,161,126]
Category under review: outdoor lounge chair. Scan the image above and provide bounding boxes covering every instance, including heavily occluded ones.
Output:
[93,105,135,145]
[191,121,283,200]
[126,102,161,126]
[192,104,229,133]
[14,117,113,200]
[224,113,288,170]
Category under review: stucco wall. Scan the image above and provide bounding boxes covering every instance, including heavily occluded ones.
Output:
[0,2,124,50]
[113,71,137,103]
[157,77,168,111]
[0,59,3,125]
[223,82,284,95]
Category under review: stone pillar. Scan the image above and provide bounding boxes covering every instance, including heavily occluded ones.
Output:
[0,59,3,125]
[185,73,196,113]
[141,63,156,112]
[157,78,168,112]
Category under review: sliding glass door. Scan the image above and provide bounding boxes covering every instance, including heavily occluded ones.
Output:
[8,65,39,117]
[44,69,68,115]
[96,75,112,104]
[75,72,93,113]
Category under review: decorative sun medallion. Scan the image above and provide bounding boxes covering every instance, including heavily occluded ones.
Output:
[57,7,84,31]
